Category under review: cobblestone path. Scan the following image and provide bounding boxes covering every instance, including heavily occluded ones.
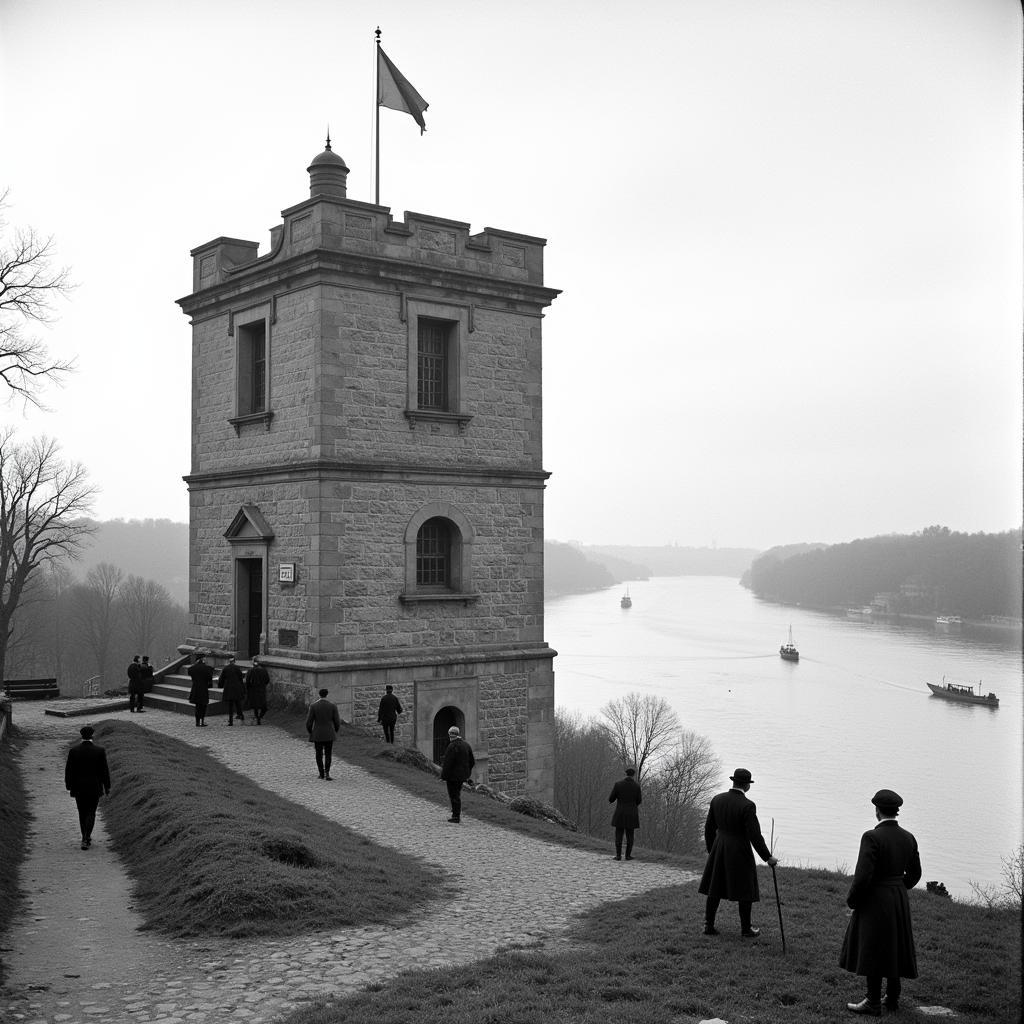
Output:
[2,703,697,1024]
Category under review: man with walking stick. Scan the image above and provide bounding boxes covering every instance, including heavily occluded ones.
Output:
[698,767,779,938]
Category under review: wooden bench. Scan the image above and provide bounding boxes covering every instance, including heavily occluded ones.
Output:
[3,678,60,700]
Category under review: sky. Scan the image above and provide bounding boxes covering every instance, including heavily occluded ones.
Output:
[1,0,1020,551]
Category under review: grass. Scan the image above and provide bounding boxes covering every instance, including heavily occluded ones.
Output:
[277,866,1021,1024]
[90,719,455,938]
[0,725,31,986]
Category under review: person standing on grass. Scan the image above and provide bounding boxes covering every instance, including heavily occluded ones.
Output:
[138,655,154,711]
[64,725,111,850]
[839,789,921,1017]
[377,684,403,744]
[219,656,246,725]
[245,656,270,724]
[608,766,642,860]
[187,651,214,727]
[306,688,341,780]
[127,655,143,712]
[440,725,475,823]
[698,767,779,938]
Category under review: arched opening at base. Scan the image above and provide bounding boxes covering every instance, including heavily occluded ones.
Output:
[432,705,465,764]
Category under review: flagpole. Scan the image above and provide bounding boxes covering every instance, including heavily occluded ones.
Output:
[374,26,381,205]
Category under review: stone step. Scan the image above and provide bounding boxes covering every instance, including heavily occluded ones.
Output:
[143,674,229,717]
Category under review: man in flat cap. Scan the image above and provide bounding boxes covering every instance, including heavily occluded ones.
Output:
[840,788,921,1017]
[698,767,778,937]
[608,766,642,861]
[64,725,111,850]
[440,725,475,823]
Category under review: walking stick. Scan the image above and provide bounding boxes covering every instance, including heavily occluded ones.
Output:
[770,818,787,954]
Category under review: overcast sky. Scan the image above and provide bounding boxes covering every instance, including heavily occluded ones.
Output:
[1,0,1020,551]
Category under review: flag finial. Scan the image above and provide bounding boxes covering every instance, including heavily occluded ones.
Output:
[375,26,381,44]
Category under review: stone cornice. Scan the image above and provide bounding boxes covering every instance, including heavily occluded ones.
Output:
[183,458,551,490]
[177,247,561,319]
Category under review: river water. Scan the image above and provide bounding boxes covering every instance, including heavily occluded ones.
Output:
[546,576,1022,899]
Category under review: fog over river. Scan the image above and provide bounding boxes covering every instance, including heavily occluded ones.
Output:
[547,576,1022,900]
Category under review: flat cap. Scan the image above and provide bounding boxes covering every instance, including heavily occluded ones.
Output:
[871,789,903,808]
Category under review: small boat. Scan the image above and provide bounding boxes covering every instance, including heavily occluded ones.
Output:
[620,588,632,609]
[935,616,963,628]
[927,678,998,707]
[779,625,799,662]
[846,606,873,620]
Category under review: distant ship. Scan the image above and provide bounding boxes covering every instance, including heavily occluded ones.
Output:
[779,625,799,662]
[935,616,963,628]
[620,588,632,609]
[846,606,873,620]
[927,677,998,708]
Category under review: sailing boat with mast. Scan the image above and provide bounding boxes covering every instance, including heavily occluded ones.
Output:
[779,625,799,662]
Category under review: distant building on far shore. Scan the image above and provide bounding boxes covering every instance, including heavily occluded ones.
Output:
[177,142,560,801]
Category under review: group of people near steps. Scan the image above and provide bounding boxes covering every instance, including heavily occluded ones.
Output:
[85,667,921,1018]
[609,764,922,1017]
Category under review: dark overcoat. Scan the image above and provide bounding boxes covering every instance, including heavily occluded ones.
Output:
[440,738,475,782]
[65,739,111,797]
[608,776,642,829]
[127,660,144,695]
[139,663,154,692]
[698,789,773,902]
[839,820,921,979]
[245,664,270,707]
[306,697,341,741]
[219,663,246,702]
[377,692,403,724]
[187,661,214,706]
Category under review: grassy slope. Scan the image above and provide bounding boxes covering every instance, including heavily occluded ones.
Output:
[0,726,31,986]
[279,869,1020,1024]
[92,719,455,937]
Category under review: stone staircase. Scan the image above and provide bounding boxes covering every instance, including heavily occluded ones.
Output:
[142,653,236,719]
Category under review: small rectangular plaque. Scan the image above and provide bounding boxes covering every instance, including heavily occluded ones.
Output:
[279,563,295,583]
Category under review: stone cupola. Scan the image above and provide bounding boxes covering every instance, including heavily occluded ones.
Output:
[307,136,349,198]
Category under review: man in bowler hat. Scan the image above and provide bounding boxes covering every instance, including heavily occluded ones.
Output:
[608,766,642,860]
[306,688,341,780]
[698,767,779,937]
[64,725,111,850]
[840,788,921,1016]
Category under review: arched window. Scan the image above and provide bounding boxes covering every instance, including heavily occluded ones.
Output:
[417,517,452,588]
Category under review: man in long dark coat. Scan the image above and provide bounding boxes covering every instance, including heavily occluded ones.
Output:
[698,767,778,937]
[138,656,154,711]
[127,655,143,712]
[218,656,246,725]
[608,766,642,860]
[376,684,403,744]
[244,657,270,724]
[64,725,111,850]
[306,688,341,780]
[440,725,475,823]
[187,652,214,727]
[840,788,921,1017]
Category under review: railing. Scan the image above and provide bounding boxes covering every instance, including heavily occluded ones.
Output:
[84,675,101,697]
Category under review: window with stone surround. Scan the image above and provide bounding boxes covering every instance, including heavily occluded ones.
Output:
[230,311,273,432]
[404,300,472,432]
[401,502,479,604]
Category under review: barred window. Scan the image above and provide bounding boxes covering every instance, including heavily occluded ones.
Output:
[417,319,450,411]
[238,320,267,415]
[416,518,451,587]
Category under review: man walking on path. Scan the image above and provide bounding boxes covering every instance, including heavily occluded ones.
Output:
[698,767,779,937]
[64,725,111,850]
[608,766,642,860]
[219,656,246,725]
[840,789,922,1017]
[377,684,403,743]
[245,656,270,724]
[306,688,341,780]
[440,725,475,823]
[187,652,214,727]
[127,655,143,712]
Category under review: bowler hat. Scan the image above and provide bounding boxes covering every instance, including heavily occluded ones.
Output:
[730,768,754,785]
[871,789,903,808]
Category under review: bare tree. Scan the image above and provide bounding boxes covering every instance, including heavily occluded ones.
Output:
[599,692,681,780]
[0,191,74,405]
[0,431,95,681]
[644,730,721,853]
[120,574,175,656]
[74,562,124,687]
[553,708,619,833]
[969,844,1024,911]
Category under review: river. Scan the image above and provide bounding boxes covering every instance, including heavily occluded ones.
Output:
[546,576,1022,900]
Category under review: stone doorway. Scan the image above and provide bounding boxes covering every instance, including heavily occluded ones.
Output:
[235,557,263,658]
[432,705,465,764]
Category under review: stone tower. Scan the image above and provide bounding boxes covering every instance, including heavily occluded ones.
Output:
[177,143,560,800]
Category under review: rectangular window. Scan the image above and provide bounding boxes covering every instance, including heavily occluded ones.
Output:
[417,319,450,411]
[237,320,267,416]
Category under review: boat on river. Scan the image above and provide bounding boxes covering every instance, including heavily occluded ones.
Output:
[620,588,632,609]
[927,678,998,707]
[779,626,799,662]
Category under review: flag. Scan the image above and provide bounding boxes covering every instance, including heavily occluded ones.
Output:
[377,47,428,134]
